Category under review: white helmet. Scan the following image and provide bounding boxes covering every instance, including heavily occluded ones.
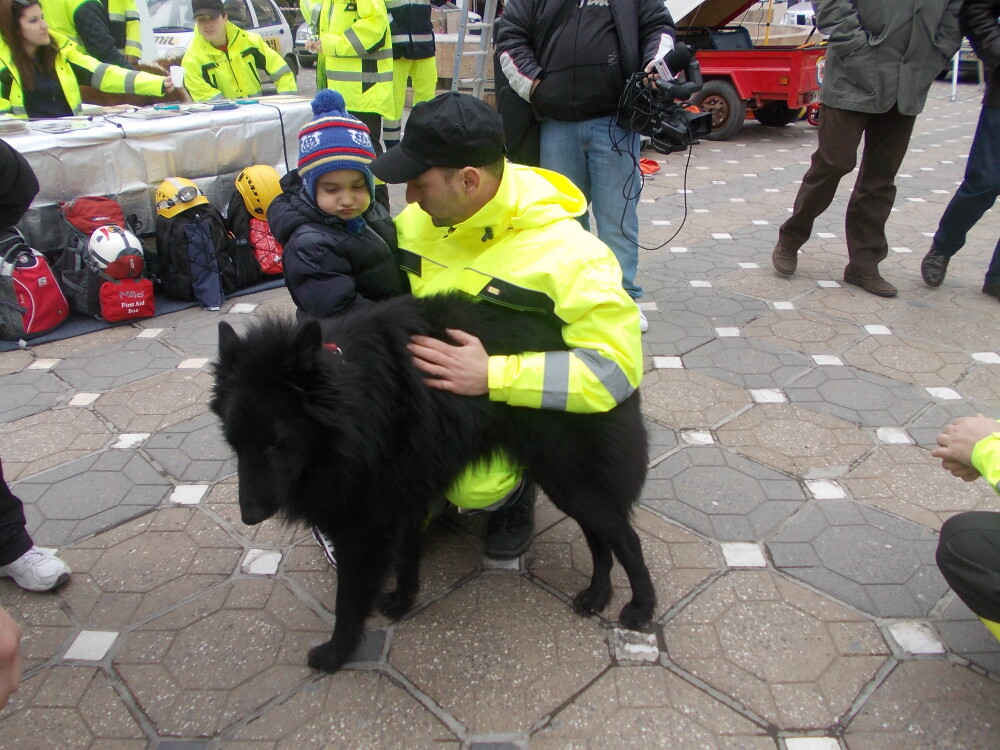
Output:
[88,225,144,279]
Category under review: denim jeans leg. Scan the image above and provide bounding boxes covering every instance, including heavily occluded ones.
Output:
[584,117,642,299]
[933,105,1000,259]
[540,119,592,231]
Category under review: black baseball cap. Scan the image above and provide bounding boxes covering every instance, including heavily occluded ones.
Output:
[371,92,505,183]
[192,0,224,17]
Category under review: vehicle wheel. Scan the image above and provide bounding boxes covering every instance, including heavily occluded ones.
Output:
[752,102,797,127]
[298,51,316,69]
[286,53,300,79]
[690,80,744,141]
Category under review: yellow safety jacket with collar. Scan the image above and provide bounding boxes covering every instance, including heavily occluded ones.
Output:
[395,163,644,507]
[181,21,296,102]
[317,0,394,117]
[0,31,165,118]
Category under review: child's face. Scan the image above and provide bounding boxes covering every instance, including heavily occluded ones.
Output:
[313,169,371,221]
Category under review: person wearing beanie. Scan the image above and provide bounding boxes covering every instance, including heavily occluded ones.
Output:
[180,0,297,102]
[268,89,405,322]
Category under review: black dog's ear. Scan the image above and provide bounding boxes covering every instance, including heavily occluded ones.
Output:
[292,319,323,352]
[218,321,243,362]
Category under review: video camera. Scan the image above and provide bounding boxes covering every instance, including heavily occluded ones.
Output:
[617,43,713,154]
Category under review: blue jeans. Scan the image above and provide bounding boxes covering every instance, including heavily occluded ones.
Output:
[933,105,1000,286]
[540,117,642,299]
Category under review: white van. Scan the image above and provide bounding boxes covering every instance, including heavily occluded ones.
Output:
[147,0,298,75]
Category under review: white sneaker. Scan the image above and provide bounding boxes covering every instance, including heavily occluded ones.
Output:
[0,546,71,592]
[637,308,649,333]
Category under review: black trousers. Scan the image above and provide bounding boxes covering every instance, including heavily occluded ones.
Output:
[0,458,32,567]
[936,511,1000,622]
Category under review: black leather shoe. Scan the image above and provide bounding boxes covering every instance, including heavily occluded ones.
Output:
[772,246,798,276]
[921,247,950,287]
[485,477,536,559]
[983,283,1000,302]
[843,271,898,298]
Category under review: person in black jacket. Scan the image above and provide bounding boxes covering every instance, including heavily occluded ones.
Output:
[268,89,404,321]
[495,0,675,333]
[921,0,1000,302]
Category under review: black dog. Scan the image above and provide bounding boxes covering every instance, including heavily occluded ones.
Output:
[211,293,655,673]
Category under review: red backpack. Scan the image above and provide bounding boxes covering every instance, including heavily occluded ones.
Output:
[0,231,69,340]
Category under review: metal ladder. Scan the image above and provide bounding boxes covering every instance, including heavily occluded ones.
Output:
[449,0,499,100]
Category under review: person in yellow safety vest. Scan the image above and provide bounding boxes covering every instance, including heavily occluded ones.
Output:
[371,92,644,559]
[299,0,323,88]
[181,0,296,103]
[309,0,393,207]
[37,0,132,66]
[934,414,1000,645]
[383,0,436,149]
[107,0,141,65]
[0,0,172,119]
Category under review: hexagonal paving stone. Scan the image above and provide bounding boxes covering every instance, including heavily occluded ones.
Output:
[390,575,609,735]
[32,324,140,358]
[114,578,328,738]
[530,507,719,623]
[892,301,1000,352]
[0,666,146,748]
[0,348,32,376]
[225,669,459,746]
[60,506,243,629]
[12,451,173,547]
[642,369,752,429]
[798,288,915,324]
[957,365,1000,408]
[843,445,1000,529]
[0,369,68,424]
[0,583,75,671]
[768,500,948,618]
[93,369,215,433]
[0,408,111,481]
[651,287,771,329]
[203,478,309,546]
[716,268,837,302]
[844,334,971,387]
[159,311,258,358]
[663,569,889,729]
[680,338,813,390]
[53,338,181,392]
[642,445,806,541]
[532,665,772,749]
[142,412,236,482]
[934,595,1000,677]
[717,404,872,477]
[741,308,862,356]
[637,307,717,356]
[784,366,931,427]
[843,660,1000,748]
[644,416,679,461]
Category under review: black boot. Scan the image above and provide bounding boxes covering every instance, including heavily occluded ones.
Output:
[485,477,536,559]
[921,245,951,287]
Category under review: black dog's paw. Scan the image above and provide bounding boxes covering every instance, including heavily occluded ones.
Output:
[572,584,612,616]
[376,590,414,620]
[618,597,655,630]
[307,641,351,674]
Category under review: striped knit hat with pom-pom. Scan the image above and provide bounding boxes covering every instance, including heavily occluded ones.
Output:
[297,89,376,201]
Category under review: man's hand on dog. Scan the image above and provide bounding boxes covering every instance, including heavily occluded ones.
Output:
[408,330,489,395]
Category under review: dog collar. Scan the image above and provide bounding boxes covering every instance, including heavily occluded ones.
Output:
[323,342,343,356]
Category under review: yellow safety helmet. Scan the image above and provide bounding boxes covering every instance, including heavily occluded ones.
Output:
[155,177,209,219]
[235,165,282,218]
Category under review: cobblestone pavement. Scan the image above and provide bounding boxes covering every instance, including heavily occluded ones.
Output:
[2,81,999,748]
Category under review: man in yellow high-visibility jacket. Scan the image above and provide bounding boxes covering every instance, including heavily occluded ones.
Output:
[181,0,296,102]
[372,92,644,558]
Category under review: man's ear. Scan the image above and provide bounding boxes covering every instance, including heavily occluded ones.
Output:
[462,166,482,196]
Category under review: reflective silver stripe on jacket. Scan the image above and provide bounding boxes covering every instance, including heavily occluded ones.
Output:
[540,350,634,410]
[343,28,392,57]
[271,64,292,78]
[386,0,431,6]
[392,33,434,44]
[326,69,394,84]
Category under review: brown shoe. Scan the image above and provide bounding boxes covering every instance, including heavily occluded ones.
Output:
[843,272,898,298]
[772,246,798,276]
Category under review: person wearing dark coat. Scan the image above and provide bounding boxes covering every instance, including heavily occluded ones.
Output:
[268,89,404,321]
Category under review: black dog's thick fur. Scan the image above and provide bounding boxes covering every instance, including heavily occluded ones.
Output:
[211,293,655,673]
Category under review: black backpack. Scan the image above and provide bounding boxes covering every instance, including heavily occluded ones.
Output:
[225,191,283,277]
[152,204,257,308]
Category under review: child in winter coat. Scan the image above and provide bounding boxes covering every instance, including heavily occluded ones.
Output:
[269,89,404,320]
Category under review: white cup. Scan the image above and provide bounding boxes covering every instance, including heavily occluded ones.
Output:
[169,66,185,89]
